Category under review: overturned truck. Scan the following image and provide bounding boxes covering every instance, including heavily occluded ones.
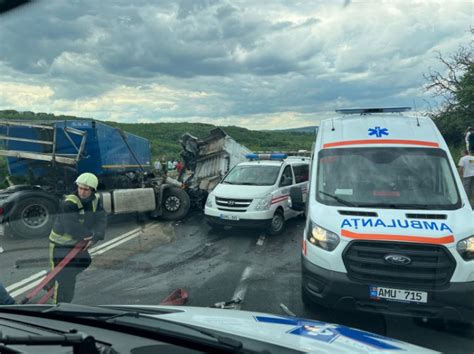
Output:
[0,120,190,239]
[180,128,251,208]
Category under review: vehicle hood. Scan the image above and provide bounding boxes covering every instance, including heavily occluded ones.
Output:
[212,183,274,199]
[113,305,436,353]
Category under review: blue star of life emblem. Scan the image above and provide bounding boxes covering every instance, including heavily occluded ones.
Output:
[368,126,389,138]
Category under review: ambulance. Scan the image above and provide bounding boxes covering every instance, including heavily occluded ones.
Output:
[290,107,474,322]
[205,153,309,235]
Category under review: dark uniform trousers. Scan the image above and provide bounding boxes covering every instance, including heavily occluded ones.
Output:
[50,243,92,303]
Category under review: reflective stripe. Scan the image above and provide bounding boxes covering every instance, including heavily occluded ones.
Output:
[49,243,59,304]
[49,229,77,246]
[49,194,99,245]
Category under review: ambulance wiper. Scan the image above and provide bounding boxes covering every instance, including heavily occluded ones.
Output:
[357,203,430,209]
[104,312,243,351]
[0,330,100,354]
[319,191,356,207]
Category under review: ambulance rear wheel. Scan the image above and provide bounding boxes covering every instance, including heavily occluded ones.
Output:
[268,209,285,235]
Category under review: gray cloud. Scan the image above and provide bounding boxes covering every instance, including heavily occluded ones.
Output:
[0,0,471,128]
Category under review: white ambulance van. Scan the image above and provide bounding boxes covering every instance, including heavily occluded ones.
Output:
[205,153,309,235]
[289,107,474,322]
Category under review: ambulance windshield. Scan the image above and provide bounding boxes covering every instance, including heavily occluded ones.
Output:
[317,147,461,209]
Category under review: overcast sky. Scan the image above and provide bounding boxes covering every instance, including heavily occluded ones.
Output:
[0,0,472,129]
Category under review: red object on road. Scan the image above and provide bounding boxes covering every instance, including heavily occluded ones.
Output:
[37,288,55,304]
[160,288,188,305]
[20,240,88,304]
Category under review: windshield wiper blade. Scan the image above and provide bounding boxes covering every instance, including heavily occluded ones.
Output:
[358,203,430,209]
[0,330,100,354]
[2,304,244,352]
[356,203,402,209]
[41,303,121,318]
[319,191,357,207]
[104,312,243,351]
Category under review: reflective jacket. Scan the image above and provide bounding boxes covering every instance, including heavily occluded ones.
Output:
[49,193,107,246]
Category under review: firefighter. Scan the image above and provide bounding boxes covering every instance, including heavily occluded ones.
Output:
[49,172,107,303]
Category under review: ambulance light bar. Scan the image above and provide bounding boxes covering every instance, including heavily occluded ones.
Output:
[336,107,412,115]
[245,153,288,161]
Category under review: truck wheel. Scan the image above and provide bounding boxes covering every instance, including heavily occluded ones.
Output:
[161,187,191,221]
[268,209,285,235]
[8,198,57,239]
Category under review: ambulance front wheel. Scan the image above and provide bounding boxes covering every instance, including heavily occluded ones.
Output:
[268,209,285,235]
[301,286,332,319]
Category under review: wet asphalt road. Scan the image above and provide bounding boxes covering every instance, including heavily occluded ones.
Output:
[1,210,473,353]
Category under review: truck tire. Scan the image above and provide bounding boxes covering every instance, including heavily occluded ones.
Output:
[268,209,285,235]
[161,187,191,221]
[8,197,57,239]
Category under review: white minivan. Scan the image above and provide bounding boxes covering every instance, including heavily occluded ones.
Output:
[289,107,474,322]
[205,154,309,235]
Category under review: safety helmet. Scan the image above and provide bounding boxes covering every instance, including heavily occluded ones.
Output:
[75,173,99,190]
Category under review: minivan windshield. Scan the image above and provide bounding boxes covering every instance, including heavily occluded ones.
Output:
[222,165,281,186]
[317,147,461,209]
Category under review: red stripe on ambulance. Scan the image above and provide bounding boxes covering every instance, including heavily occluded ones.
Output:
[341,229,454,244]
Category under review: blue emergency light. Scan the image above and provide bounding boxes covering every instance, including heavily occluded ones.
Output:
[245,153,288,161]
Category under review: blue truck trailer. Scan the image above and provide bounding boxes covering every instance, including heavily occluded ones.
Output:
[0,120,190,239]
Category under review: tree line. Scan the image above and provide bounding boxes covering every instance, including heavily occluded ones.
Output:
[424,28,473,157]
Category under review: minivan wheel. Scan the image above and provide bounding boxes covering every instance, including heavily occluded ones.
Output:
[269,210,285,235]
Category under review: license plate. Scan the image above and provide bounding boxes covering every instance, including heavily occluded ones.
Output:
[219,214,239,221]
[370,286,427,303]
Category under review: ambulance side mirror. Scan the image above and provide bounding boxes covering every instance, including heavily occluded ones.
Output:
[289,186,305,211]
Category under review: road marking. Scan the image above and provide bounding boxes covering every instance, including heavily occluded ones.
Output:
[256,235,265,246]
[6,271,47,293]
[91,232,142,256]
[6,223,156,298]
[10,276,45,298]
[89,226,144,254]
[231,266,252,310]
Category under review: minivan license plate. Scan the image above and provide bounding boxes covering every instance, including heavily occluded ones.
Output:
[370,286,427,303]
[219,214,239,221]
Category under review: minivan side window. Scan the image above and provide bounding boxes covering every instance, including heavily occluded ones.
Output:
[280,165,293,186]
[293,164,309,184]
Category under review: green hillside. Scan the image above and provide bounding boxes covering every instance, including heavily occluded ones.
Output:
[0,110,314,186]
[110,122,314,159]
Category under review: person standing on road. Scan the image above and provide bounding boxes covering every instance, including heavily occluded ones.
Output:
[458,150,474,203]
[465,127,473,152]
[161,158,168,176]
[49,172,107,303]
[154,159,162,172]
[176,160,184,181]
